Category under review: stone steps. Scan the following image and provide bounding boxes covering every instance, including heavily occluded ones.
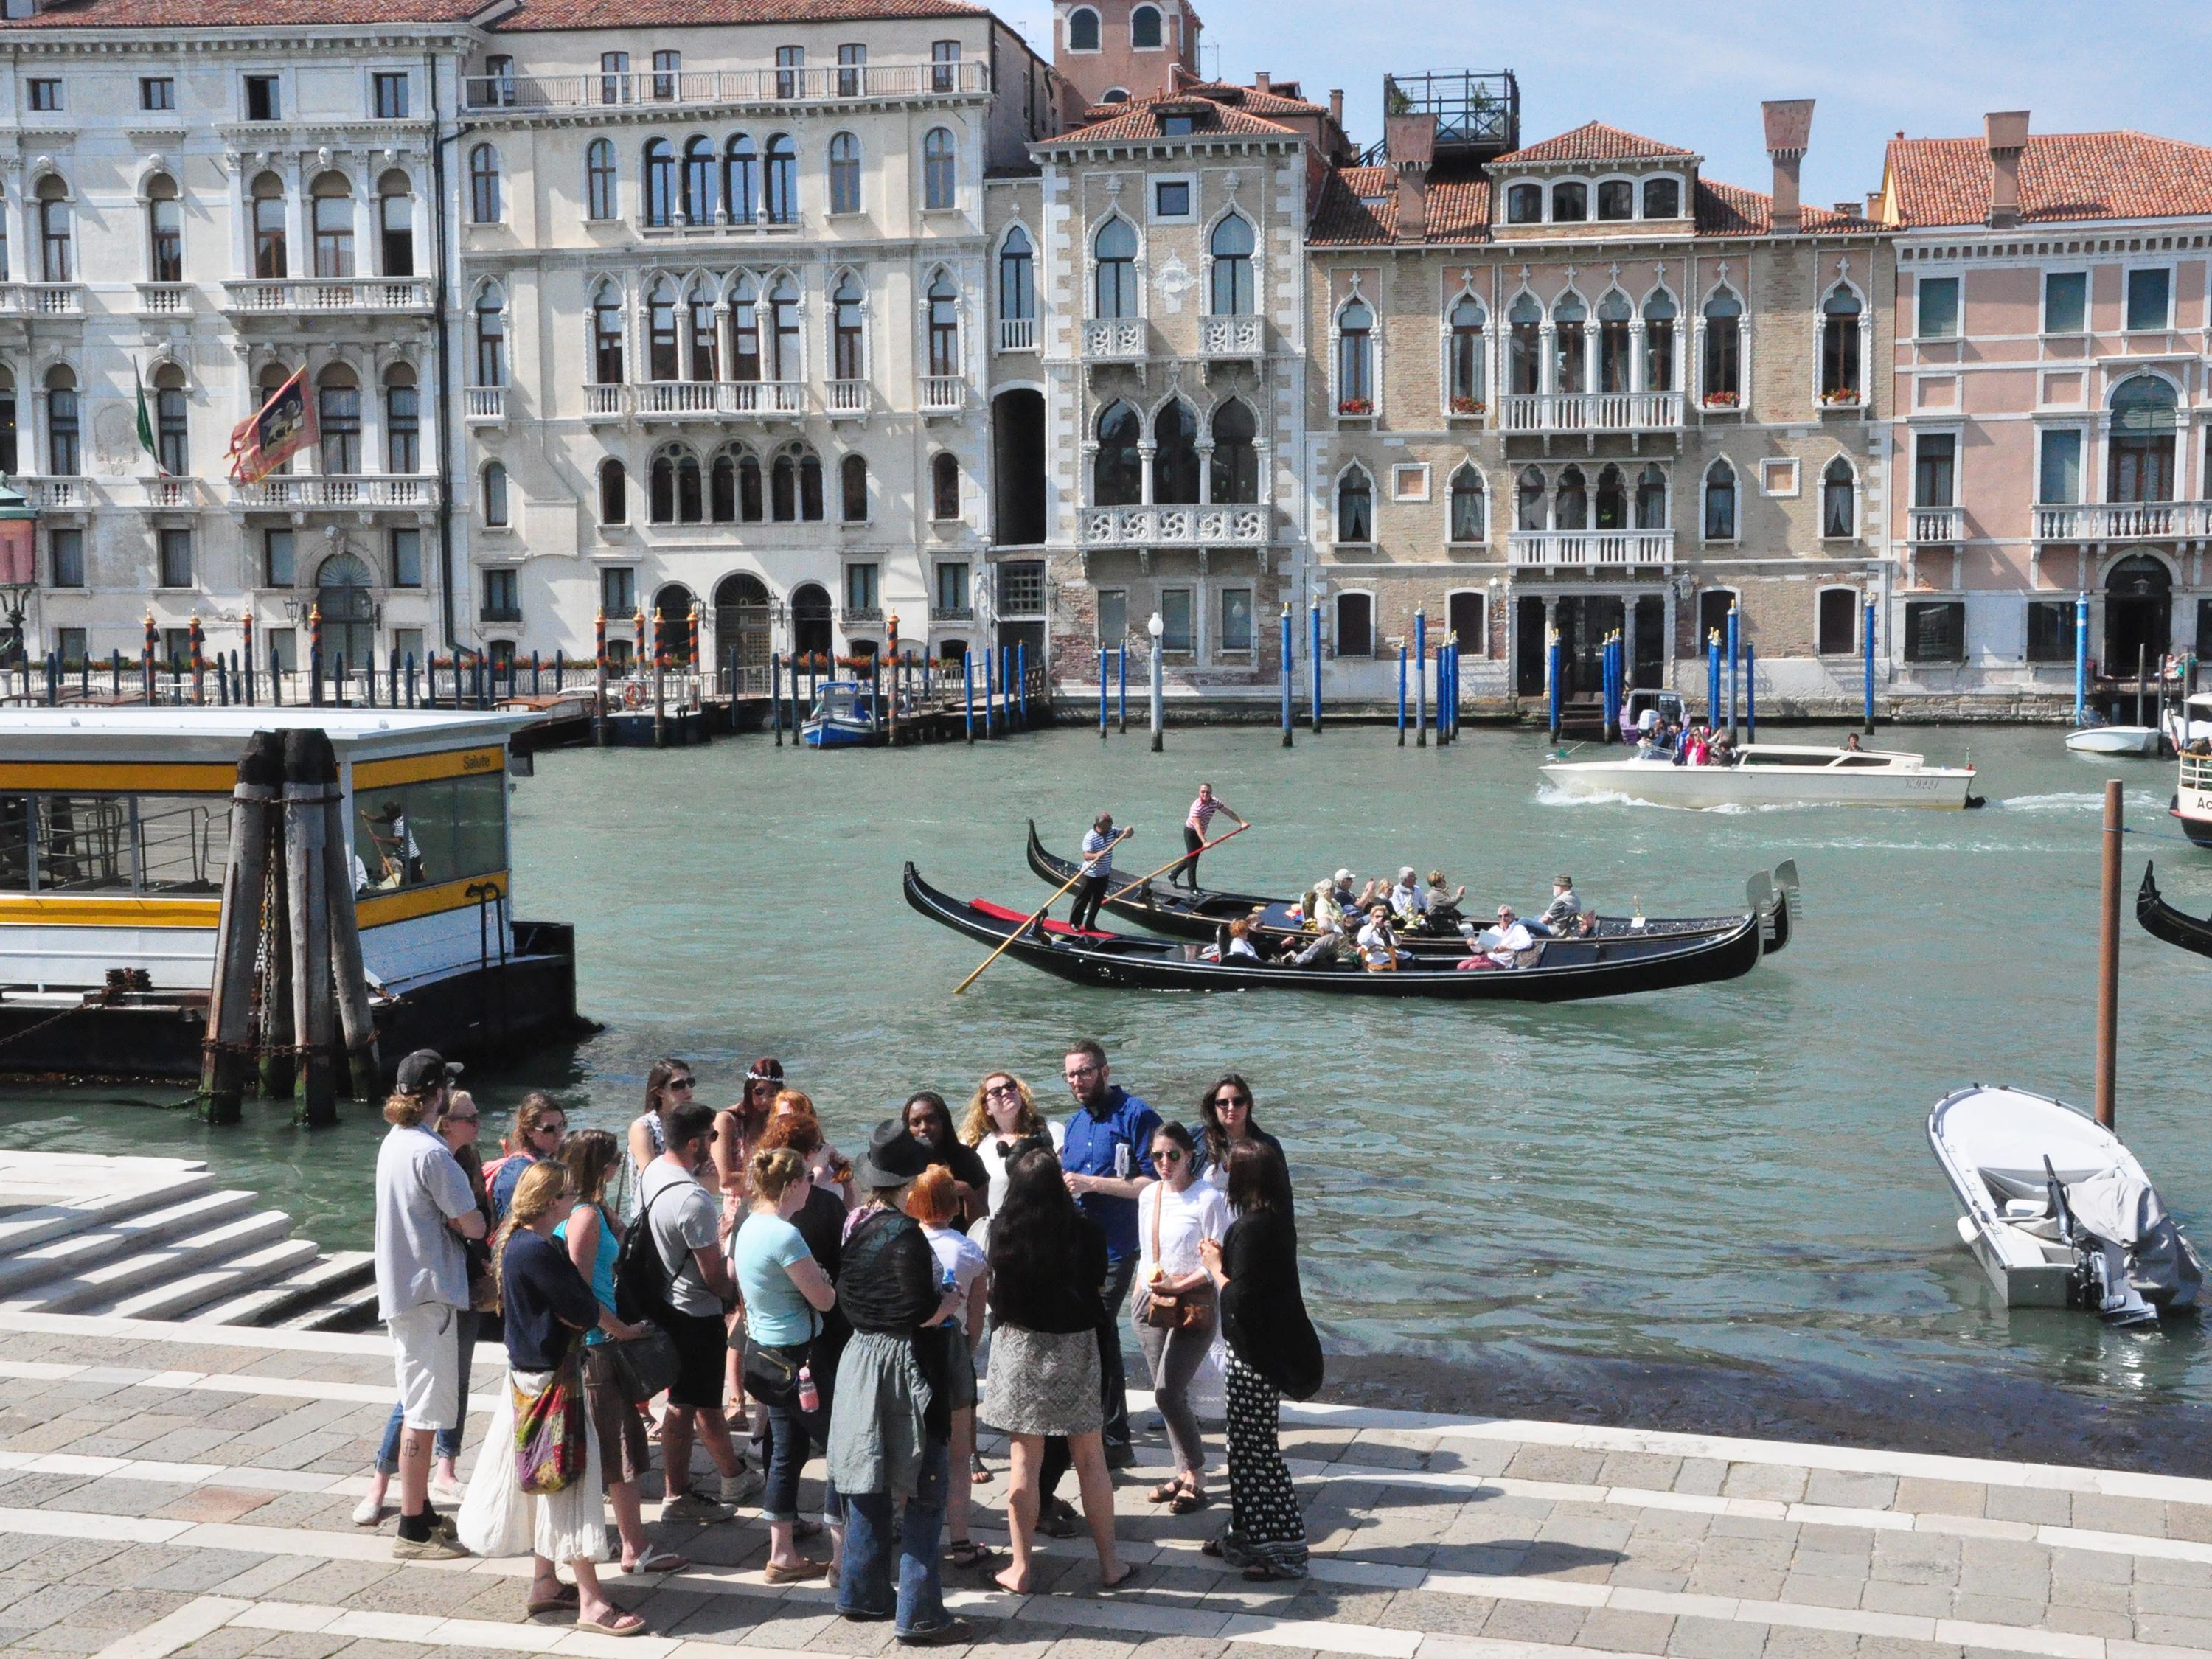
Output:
[100,1237,325,1322]
[279,1277,383,1332]
[0,1187,262,1300]
[187,1250,377,1327]
[1,1207,298,1314]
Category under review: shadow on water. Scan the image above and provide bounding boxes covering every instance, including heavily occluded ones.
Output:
[4,721,2210,1455]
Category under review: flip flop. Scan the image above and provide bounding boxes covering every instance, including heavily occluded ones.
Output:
[575,1612,647,1637]
[945,1539,1000,1570]
[1099,1563,1138,1592]
[622,1545,689,1575]
[526,1585,580,1616]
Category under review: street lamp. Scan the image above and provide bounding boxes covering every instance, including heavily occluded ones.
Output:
[1147,610,1165,753]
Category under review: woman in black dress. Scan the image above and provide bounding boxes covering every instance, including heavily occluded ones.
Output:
[1198,1138,1321,1582]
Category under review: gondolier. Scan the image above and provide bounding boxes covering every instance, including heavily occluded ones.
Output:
[1069,813,1127,933]
[1174,784,1246,890]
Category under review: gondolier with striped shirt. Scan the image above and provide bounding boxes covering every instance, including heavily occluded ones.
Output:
[1069,812,1127,933]
[1174,783,1246,890]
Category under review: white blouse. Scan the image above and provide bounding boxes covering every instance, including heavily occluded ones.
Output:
[1137,1178,1231,1282]
[978,1118,1065,1217]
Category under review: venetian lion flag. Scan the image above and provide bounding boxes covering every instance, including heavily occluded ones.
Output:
[225,366,318,485]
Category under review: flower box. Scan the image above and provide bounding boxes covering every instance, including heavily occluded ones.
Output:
[1448,397,1486,417]
[1819,387,1861,406]
[1702,391,1741,409]
[1338,397,1374,417]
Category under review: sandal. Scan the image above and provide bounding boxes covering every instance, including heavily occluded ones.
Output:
[1147,1480,1184,1505]
[945,1539,1001,1570]
[526,1585,580,1617]
[575,1611,647,1637]
[1099,1563,1138,1592]
[1169,1488,1212,1515]
[622,1545,689,1575]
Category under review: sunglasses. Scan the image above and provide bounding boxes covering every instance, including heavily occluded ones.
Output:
[985,1082,1019,1099]
[1158,1149,1184,1164]
[537,1122,568,1136]
[1215,1095,1251,1110]
[667,1078,695,1092]
[446,1112,479,1124]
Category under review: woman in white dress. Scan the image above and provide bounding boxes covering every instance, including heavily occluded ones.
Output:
[1130,1120,1231,1512]
[959,1070,1063,1218]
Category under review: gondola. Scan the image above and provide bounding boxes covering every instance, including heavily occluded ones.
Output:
[1024,820,1795,958]
[2137,862,2212,960]
[906,863,1766,1001]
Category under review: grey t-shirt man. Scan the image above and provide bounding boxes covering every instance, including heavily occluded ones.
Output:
[374,1122,476,1321]
[640,1155,723,1318]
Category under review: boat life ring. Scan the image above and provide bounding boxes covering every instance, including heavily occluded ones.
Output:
[621,683,646,710]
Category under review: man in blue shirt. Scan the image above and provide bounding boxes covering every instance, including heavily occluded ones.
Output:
[1057,1037,1158,1468]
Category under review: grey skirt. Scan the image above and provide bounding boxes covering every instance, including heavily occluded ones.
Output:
[981,1324,1102,1436]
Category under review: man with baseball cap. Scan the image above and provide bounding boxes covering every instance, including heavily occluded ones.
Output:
[373,1050,484,1558]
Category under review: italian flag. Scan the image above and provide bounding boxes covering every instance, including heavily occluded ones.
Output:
[135,361,167,476]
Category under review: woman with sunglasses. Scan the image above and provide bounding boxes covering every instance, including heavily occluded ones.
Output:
[1130,1120,1228,1514]
[959,1071,1062,1218]
[1197,1073,1287,1202]
[627,1058,697,1192]
[712,1058,785,1214]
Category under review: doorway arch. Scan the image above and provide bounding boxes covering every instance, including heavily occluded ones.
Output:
[2104,554,2171,673]
[316,553,375,669]
[992,388,1046,545]
[790,582,832,662]
[714,571,771,695]
[653,582,695,667]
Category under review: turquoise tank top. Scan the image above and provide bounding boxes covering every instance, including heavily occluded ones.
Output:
[553,1201,620,1345]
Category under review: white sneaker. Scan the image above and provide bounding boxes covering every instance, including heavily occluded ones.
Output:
[352,1494,385,1528]
[431,1475,465,1503]
[720,1467,761,1503]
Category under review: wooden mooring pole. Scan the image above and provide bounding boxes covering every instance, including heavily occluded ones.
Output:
[2096,777,2121,1130]
[196,733,282,1124]
[283,730,339,1127]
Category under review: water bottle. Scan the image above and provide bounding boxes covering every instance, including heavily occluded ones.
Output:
[796,1363,819,1414]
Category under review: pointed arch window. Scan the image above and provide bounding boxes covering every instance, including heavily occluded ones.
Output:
[1208,214,1254,316]
[1516,465,1545,531]
[999,225,1035,324]
[643,139,675,228]
[1508,293,1541,396]
[688,284,718,381]
[832,272,865,380]
[681,136,717,224]
[768,275,801,380]
[1703,459,1737,540]
[1094,217,1137,319]
[709,448,736,522]
[1596,291,1632,395]
[1154,399,1200,504]
[591,285,625,384]
[1336,299,1374,412]
[585,139,618,220]
[1593,463,1627,530]
[1635,463,1668,529]
[1552,291,1587,393]
[1448,465,1485,543]
[728,275,759,381]
[922,128,956,211]
[1210,398,1257,504]
[764,134,797,225]
[1335,467,1373,542]
[473,285,506,386]
[647,280,680,380]
[1644,290,1677,393]
[739,450,765,521]
[1820,285,1863,401]
[1556,464,1588,531]
[1448,295,1484,411]
[925,272,959,378]
[1821,457,1856,538]
[828,132,860,215]
[1701,291,1743,409]
[724,135,757,225]
[1094,400,1141,506]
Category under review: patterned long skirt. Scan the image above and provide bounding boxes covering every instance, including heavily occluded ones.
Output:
[1215,1351,1307,1579]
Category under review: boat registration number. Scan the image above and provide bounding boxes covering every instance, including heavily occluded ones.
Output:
[1907,777,1940,790]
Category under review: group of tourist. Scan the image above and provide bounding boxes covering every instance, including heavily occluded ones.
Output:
[366,1037,1321,1644]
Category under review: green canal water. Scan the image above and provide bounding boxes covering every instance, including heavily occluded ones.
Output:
[4,722,2211,1430]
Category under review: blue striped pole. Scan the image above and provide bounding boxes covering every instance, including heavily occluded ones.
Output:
[1863,597,1877,734]
[1279,604,1293,748]
[963,650,975,742]
[1309,601,1323,734]
[1745,641,1758,740]
[1725,605,1741,739]
[1707,630,1721,726]
[1547,630,1562,738]
[1414,609,1428,748]
[1017,642,1027,729]
[1098,647,1107,739]
[2073,594,2089,726]
[1397,645,1407,745]
[1440,638,1453,745]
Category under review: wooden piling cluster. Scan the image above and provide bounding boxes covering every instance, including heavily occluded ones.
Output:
[196,729,378,1127]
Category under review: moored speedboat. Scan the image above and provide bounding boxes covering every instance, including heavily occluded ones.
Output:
[1927,1085,2201,1321]
[799,681,880,748]
[1543,744,1978,810]
[2065,725,2159,756]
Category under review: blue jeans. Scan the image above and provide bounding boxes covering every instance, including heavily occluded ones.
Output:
[837,1434,949,1635]
[376,1310,476,1474]
[761,1395,825,1524]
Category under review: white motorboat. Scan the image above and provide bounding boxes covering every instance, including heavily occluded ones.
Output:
[1927,1085,2202,1321]
[2065,725,2160,756]
[1541,744,1978,810]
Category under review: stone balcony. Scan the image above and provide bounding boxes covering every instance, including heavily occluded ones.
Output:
[221,278,434,317]
[921,375,967,416]
[1081,320,1147,363]
[1506,529,1674,568]
[1079,504,1269,546]
[465,387,507,424]
[233,474,441,511]
[996,318,1037,353]
[2032,501,2212,542]
[461,58,991,115]
[634,380,805,420]
[1198,316,1264,360]
[1907,507,1964,543]
[1503,390,1683,435]
[0,282,83,318]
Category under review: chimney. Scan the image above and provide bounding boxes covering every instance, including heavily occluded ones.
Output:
[1329,88,1344,127]
[1865,189,1882,221]
[1761,99,1814,233]
[1986,109,2029,229]
[1253,69,1271,94]
[1386,110,1436,239]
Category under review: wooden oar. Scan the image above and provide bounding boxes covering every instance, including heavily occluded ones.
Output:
[1108,820,1251,902]
[953,827,1132,996]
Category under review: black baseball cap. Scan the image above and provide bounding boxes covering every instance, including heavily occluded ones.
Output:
[395,1049,462,1096]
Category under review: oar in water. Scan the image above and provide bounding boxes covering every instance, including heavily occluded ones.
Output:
[1107,820,1252,903]
[953,827,1132,995]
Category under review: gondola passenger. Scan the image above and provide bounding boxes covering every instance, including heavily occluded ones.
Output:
[1355,905,1411,971]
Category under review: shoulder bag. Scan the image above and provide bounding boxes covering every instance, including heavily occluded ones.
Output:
[1140,1189,1216,1332]
[514,1349,588,1495]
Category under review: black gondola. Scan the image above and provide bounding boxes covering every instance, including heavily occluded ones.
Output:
[906,863,1767,1001]
[1023,820,1795,958]
[2138,863,2212,959]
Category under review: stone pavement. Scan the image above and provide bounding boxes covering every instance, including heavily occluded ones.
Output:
[0,1311,2208,1659]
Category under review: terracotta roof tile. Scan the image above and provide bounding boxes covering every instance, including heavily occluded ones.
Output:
[1046,92,1299,147]
[1308,165,1492,246]
[1169,75,1326,119]
[1694,177,1859,236]
[0,0,482,24]
[1885,131,2212,227]
[492,0,984,26]
[1495,120,1697,165]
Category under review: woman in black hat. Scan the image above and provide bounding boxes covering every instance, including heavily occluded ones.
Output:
[823,1121,970,1646]
[1198,1138,1322,1582]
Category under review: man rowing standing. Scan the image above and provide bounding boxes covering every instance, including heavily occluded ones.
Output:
[1069,812,1127,932]
[1173,782,1246,890]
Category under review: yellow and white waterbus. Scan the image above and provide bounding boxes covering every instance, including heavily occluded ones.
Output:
[0,707,580,1081]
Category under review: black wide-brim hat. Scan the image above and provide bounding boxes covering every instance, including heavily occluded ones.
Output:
[852,1118,932,1189]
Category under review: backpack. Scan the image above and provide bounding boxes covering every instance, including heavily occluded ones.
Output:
[613,1183,681,1326]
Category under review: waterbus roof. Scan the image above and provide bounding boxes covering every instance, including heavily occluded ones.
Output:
[0,709,538,769]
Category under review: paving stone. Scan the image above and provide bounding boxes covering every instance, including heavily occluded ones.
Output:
[0,1579,108,1633]
[1893,1481,1986,1519]
[1803,1473,1898,1512]
[2067,1493,2167,1537]
[1503,1447,1609,1486]
[2168,1503,2212,1544]
[2040,1603,2129,1639]
[1574,1607,1676,1652]
[264,1559,403,1605]
[2133,1615,2212,1651]
[1666,1615,1770,1659]
[1777,1575,1863,1609]
[1478,1597,1590,1645]
[1722,1466,1809,1505]
[170,1628,269,1659]
[151,1486,283,1525]
[1759,1630,1858,1659]
[1597,1453,1683,1493]
[1947,1593,2047,1627]
[1854,1642,1963,1659]
[13,1620,117,1651]
[1860,1580,1952,1618]
[1376,1588,1496,1635]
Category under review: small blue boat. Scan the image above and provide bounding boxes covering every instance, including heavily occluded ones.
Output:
[801,681,881,748]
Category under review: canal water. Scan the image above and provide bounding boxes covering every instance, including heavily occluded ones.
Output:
[4,722,2209,1447]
